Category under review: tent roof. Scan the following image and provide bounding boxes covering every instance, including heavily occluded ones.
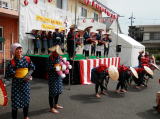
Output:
[118,33,144,47]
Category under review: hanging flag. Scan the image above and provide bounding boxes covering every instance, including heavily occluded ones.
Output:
[48,0,52,2]
[83,18,86,23]
[106,11,111,16]
[92,1,95,7]
[33,0,38,4]
[91,19,94,23]
[24,0,29,6]
[84,0,90,5]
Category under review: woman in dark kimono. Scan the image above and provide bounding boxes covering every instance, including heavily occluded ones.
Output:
[41,31,48,54]
[5,43,35,119]
[67,25,76,59]
[32,30,41,54]
[48,45,64,114]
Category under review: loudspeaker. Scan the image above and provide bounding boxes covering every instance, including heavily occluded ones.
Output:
[116,45,121,52]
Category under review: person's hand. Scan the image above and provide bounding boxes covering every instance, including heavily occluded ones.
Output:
[24,75,32,81]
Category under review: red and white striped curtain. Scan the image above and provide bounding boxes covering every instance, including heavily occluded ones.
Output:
[79,57,120,84]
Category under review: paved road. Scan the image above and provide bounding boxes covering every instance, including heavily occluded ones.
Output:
[0,70,160,119]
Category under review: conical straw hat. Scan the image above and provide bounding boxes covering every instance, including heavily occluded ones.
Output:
[150,63,160,70]
[108,65,119,80]
[48,45,64,55]
[130,67,138,79]
[144,66,153,76]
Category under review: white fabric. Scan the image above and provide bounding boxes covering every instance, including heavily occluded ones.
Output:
[11,43,22,55]
[108,32,145,67]
[84,44,91,51]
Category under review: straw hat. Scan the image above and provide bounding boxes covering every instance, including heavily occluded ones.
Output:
[84,26,93,31]
[70,24,76,29]
[130,67,138,79]
[144,66,153,76]
[108,65,119,80]
[150,63,160,70]
[48,45,64,55]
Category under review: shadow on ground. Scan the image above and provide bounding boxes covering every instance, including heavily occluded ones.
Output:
[70,94,102,104]
[0,108,49,119]
[136,109,160,119]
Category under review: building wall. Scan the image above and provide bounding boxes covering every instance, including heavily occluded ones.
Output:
[68,0,101,20]
[0,16,18,63]
[143,27,160,32]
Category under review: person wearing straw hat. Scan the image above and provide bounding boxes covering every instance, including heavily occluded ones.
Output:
[47,31,53,53]
[5,43,35,119]
[52,28,62,47]
[96,29,104,58]
[102,33,112,57]
[83,26,93,58]
[32,30,41,54]
[67,24,76,59]
[91,64,108,98]
[48,44,64,114]
[41,31,48,54]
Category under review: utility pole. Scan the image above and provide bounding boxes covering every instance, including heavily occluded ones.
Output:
[129,13,135,26]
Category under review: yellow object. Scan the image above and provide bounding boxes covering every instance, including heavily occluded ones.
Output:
[15,68,28,78]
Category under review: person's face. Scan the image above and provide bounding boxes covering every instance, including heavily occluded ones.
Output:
[15,47,23,58]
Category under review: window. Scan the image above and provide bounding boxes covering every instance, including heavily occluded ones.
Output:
[94,12,98,22]
[0,27,3,51]
[143,33,150,41]
[56,0,62,9]
[81,7,87,17]
[150,32,160,40]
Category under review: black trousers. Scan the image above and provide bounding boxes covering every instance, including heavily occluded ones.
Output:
[95,83,103,93]
[104,47,109,57]
[84,50,89,57]
[116,80,125,90]
[96,51,101,57]
[49,95,59,108]
[12,106,29,119]
[91,45,96,56]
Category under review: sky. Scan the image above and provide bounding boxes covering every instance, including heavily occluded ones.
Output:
[105,0,160,34]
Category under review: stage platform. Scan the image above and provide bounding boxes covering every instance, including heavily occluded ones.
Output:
[27,54,107,60]
[27,54,120,85]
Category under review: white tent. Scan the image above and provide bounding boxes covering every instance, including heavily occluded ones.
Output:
[108,32,145,67]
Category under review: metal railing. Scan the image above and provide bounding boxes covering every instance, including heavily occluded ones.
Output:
[0,0,19,11]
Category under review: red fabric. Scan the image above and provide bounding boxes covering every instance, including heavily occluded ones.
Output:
[96,64,108,73]
[119,65,129,72]
[0,80,8,106]
[87,60,91,83]
[135,67,144,73]
[11,56,31,67]
[79,61,85,84]
[108,58,110,67]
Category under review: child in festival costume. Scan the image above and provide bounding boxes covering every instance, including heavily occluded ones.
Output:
[5,43,35,119]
